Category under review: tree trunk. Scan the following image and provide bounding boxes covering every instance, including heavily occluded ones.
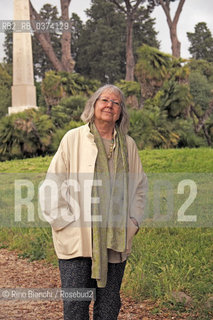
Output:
[33,33,65,71]
[158,0,186,58]
[109,0,145,81]
[125,16,135,81]
[191,100,213,146]
[60,0,75,72]
[29,0,75,73]
[202,125,212,146]
[170,24,181,58]
[195,100,213,133]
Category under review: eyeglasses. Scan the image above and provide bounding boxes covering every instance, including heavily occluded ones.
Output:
[98,97,121,108]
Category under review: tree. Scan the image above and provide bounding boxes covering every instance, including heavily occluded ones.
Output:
[3,32,12,65]
[188,59,213,83]
[70,13,84,61]
[75,0,126,83]
[108,0,154,81]
[3,4,63,79]
[41,70,100,114]
[29,0,75,73]
[135,45,191,112]
[75,0,158,83]
[152,0,186,57]
[32,4,62,78]
[187,22,213,62]
[133,6,159,52]
[189,66,213,145]
[0,63,12,117]
[135,45,174,104]
[41,71,65,115]
[128,105,180,149]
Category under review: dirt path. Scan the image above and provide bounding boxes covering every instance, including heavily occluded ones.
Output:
[0,248,192,319]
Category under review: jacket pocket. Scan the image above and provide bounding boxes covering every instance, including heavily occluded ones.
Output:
[52,221,80,256]
[126,217,139,252]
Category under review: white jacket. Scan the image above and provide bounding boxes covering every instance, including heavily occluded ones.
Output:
[39,124,148,260]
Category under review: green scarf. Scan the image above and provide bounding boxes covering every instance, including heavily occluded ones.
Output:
[90,123,128,288]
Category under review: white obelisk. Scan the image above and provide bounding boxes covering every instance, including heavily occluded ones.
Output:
[9,0,37,114]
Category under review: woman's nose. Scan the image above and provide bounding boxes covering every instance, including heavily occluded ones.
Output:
[106,100,113,107]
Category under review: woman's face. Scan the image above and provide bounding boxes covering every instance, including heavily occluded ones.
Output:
[94,90,121,127]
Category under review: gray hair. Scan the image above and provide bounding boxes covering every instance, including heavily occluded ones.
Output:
[81,84,129,134]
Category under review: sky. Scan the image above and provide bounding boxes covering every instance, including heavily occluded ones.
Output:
[0,0,213,62]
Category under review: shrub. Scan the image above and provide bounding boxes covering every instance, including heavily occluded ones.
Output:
[116,80,141,108]
[59,72,100,96]
[41,71,100,115]
[51,95,87,128]
[50,120,83,153]
[159,80,192,119]
[0,109,55,160]
[0,63,12,117]
[189,71,213,112]
[173,119,207,148]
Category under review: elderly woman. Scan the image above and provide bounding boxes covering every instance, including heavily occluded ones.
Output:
[40,84,147,320]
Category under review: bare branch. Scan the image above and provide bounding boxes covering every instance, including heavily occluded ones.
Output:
[124,0,131,12]
[173,0,186,26]
[29,0,64,71]
[29,1,40,20]
[191,99,213,133]
[158,0,172,26]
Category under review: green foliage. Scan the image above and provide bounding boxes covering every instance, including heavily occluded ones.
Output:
[173,119,206,148]
[0,63,12,117]
[136,45,190,82]
[188,59,213,83]
[133,6,160,51]
[17,228,51,262]
[3,32,12,65]
[75,0,159,83]
[59,72,100,96]
[116,80,141,108]
[32,4,61,79]
[41,71,100,114]
[128,84,206,149]
[70,13,84,61]
[128,104,179,149]
[189,71,213,112]
[41,71,64,110]
[136,45,172,82]
[123,228,212,314]
[50,120,83,153]
[116,80,141,99]
[187,22,213,62]
[159,79,192,118]
[52,95,86,127]
[135,45,190,103]
[75,0,126,83]
[0,109,54,160]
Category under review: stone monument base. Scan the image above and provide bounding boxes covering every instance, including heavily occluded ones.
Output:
[12,84,37,107]
[8,105,38,115]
